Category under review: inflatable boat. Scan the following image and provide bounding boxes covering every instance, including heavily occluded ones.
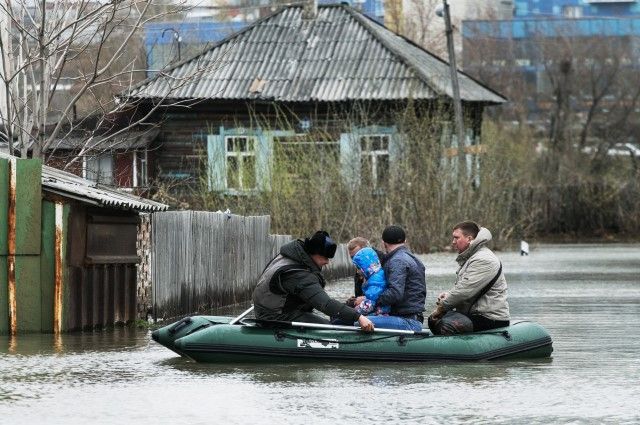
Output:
[152,314,553,363]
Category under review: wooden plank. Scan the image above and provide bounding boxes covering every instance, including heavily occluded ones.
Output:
[56,203,70,332]
[92,266,101,329]
[104,265,114,326]
[125,265,136,323]
[0,158,8,256]
[82,267,92,329]
[13,159,42,255]
[114,264,123,324]
[40,201,56,332]
[15,256,42,332]
[148,211,351,319]
[0,256,7,334]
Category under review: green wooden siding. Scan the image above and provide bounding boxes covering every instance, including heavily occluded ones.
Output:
[255,130,272,192]
[0,159,7,334]
[1,159,51,333]
[14,159,42,255]
[15,256,41,332]
[0,256,7,334]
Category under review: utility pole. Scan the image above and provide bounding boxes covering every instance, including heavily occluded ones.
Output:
[439,0,467,184]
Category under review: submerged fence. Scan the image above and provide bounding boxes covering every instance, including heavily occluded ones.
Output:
[151,211,353,320]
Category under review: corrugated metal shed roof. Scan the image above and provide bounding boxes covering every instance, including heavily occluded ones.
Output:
[41,167,169,212]
[127,4,506,104]
[0,152,168,212]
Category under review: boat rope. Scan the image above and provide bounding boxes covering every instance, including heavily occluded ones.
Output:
[480,330,511,340]
[274,330,429,345]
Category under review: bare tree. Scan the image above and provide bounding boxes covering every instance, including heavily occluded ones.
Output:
[463,20,640,180]
[400,0,447,56]
[0,0,201,163]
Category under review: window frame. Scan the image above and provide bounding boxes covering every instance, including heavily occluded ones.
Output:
[83,153,114,185]
[224,134,258,192]
[359,133,391,190]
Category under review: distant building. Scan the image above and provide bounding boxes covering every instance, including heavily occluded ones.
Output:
[512,0,640,18]
[461,0,640,127]
[145,0,385,74]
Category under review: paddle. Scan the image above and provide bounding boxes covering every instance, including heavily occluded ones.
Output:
[245,318,431,336]
[229,305,255,325]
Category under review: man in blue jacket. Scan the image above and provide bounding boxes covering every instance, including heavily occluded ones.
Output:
[356,225,426,331]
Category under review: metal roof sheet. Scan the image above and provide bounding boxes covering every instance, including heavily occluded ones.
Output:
[127,5,506,104]
[47,128,160,151]
[0,152,168,212]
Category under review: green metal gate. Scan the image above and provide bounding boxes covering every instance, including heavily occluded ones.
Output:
[0,157,66,334]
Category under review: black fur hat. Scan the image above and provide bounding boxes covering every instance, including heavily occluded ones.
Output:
[382,225,406,244]
[303,230,337,259]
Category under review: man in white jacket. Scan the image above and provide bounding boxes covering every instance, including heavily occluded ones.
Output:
[429,221,510,335]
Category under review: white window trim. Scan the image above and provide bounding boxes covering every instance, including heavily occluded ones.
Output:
[360,134,390,190]
[225,135,258,191]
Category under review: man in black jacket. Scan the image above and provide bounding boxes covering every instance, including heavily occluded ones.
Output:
[252,231,374,331]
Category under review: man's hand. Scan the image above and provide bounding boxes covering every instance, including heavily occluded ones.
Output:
[437,292,448,302]
[358,315,374,332]
[430,304,446,320]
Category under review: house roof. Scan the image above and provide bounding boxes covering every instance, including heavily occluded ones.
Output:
[0,152,168,212]
[127,4,506,104]
[48,128,160,151]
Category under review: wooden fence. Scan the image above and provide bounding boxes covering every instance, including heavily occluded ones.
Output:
[150,211,353,320]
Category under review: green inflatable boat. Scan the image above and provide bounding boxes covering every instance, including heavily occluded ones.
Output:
[152,315,553,363]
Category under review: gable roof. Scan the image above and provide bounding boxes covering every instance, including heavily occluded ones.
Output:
[127,4,506,104]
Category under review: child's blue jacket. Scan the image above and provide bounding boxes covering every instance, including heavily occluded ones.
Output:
[352,247,387,303]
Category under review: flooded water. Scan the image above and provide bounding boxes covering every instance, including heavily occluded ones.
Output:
[1,244,639,424]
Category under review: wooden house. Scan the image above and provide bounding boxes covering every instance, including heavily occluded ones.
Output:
[123,3,506,197]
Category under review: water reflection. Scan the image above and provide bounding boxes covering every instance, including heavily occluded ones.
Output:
[1,244,639,424]
[159,359,524,386]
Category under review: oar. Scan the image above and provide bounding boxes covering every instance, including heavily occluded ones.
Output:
[248,318,431,336]
[229,305,255,325]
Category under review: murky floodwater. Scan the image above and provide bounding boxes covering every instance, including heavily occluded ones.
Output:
[1,244,639,424]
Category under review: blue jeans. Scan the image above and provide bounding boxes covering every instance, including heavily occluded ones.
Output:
[367,315,423,332]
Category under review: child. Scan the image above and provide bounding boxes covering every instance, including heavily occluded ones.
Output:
[351,246,390,315]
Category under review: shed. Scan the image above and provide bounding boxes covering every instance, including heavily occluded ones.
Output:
[0,152,167,334]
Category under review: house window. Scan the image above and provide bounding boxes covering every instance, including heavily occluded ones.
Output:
[133,149,149,187]
[360,135,389,189]
[562,6,582,18]
[225,136,257,190]
[84,153,114,185]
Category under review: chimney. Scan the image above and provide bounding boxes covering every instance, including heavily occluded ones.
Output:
[302,0,317,20]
